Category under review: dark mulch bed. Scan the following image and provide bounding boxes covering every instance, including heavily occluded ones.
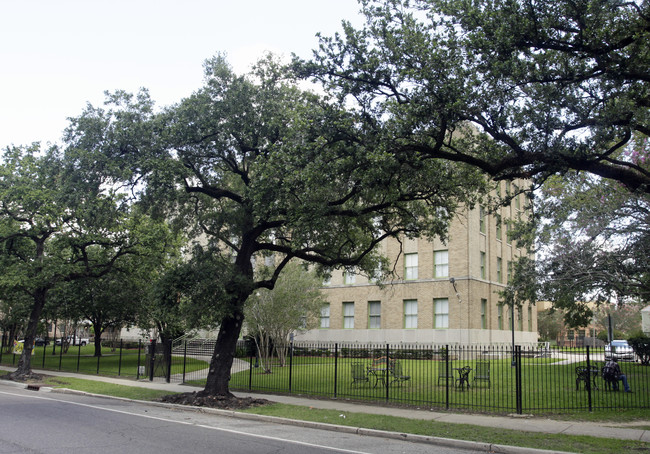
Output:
[158,391,270,410]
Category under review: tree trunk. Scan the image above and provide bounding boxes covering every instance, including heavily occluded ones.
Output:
[10,289,47,380]
[203,307,245,396]
[93,327,104,357]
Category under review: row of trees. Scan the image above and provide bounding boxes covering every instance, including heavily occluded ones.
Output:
[2,0,649,397]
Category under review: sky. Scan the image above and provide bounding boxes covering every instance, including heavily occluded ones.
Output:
[0,0,364,148]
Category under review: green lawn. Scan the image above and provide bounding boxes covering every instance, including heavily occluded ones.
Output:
[226,355,649,414]
[0,344,209,378]
[243,403,650,454]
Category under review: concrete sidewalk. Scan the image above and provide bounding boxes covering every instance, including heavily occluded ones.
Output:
[2,365,649,446]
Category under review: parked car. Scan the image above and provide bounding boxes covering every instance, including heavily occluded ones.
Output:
[34,337,49,347]
[605,339,635,361]
[16,338,49,347]
[55,336,89,346]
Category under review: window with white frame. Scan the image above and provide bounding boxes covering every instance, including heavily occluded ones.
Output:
[343,302,354,328]
[434,250,449,278]
[404,253,418,280]
[497,305,503,330]
[497,257,503,283]
[368,301,381,329]
[481,299,487,329]
[344,270,356,285]
[404,299,418,328]
[513,184,520,210]
[320,304,330,329]
[480,251,486,279]
[479,206,486,234]
[434,298,449,329]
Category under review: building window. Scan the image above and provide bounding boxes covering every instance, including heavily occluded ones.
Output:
[434,250,449,278]
[481,299,487,329]
[368,301,381,329]
[497,305,503,330]
[513,184,520,210]
[343,302,354,328]
[505,221,511,244]
[496,219,502,241]
[344,270,356,285]
[480,251,486,279]
[479,206,486,234]
[507,261,513,283]
[322,275,331,286]
[320,304,330,329]
[404,299,418,328]
[528,306,533,332]
[405,253,418,280]
[496,257,503,283]
[434,298,449,329]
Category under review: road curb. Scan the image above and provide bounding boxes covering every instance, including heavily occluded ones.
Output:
[45,387,575,454]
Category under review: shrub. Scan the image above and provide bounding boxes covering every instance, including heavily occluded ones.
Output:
[628,334,650,365]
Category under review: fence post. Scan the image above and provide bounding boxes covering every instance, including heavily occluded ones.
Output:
[385,344,390,402]
[182,340,187,384]
[586,346,592,412]
[249,348,253,391]
[165,341,172,383]
[334,343,338,398]
[515,345,523,415]
[288,338,294,393]
[149,339,156,381]
[136,340,142,380]
[118,340,123,377]
[445,344,450,410]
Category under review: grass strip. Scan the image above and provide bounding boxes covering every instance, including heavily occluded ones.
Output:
[242,403,650,454]
[42,376,175,401]
[3,370,648,454]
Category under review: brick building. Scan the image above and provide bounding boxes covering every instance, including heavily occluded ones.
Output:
[296,181,538,345]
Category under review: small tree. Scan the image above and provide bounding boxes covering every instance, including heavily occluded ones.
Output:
[537,309,564,344]
[628,334,650,366]
[245,261,325,372]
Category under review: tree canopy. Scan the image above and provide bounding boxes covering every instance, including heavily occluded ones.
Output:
[299,0,650,192]
[530,139,650,326]
[0,145,166,378]
[64,55,488,395]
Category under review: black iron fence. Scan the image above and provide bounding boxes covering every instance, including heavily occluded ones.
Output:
[2,339,648,414]
[0,339,148,379]
[228,342,649,414]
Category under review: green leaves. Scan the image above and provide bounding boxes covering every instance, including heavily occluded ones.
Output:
[302,0,650,192]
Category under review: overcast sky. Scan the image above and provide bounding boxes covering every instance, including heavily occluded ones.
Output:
[0,0,364,148]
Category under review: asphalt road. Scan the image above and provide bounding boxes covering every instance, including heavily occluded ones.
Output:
[0,387,470,454]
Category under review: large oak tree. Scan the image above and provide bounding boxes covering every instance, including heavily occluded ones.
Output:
[64,56,488,396]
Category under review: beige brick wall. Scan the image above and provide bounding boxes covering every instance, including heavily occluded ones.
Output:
[302,180,538,345]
